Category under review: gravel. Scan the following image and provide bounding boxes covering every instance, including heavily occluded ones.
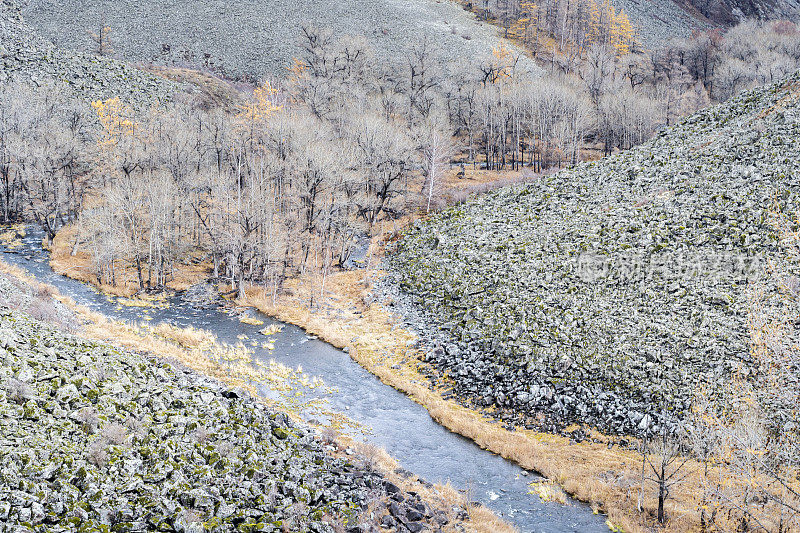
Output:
[387,71,800,436]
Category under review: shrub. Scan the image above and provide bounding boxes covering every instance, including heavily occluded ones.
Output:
[36,284,55,299]
[101,422,128,445]
[193,425,210,443]
[26,297,57,323]
[75,407,100,432]
[86,439,107,467]
[6,378,34,404]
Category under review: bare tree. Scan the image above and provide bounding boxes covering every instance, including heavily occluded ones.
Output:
[88,17,114,56]
[418,114,455,212]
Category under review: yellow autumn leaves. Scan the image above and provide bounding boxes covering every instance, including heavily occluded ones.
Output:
[507,0,635,57]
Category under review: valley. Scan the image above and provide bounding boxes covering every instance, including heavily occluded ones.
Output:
[2,0,800,532]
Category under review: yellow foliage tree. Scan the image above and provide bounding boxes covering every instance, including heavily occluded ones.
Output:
[585,0,635,56]
[611,9,635,55]
[91,97,134,149]
[587,0,604,47]
[287,57,307,87]
[508,1,538,45]
[491,43,516,82]
[237,80,283,127]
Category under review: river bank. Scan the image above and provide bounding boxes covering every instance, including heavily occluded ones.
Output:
[41,222,668,532]
[0,257,512,533]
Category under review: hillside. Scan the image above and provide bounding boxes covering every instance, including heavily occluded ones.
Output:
[390,71,800,436]
[686,0,800,25]
[0,273,457,531]
[21,0,538,81]
[0,0,174,106]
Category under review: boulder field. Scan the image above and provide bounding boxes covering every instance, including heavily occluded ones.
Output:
[389,72,800,436]
[0,0,175,106]
[0,273,457,532]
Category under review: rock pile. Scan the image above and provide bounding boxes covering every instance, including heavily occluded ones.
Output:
[389,72,800,436]
[0,304,453,532]
[21,0,539,80]
[0,0,175,106]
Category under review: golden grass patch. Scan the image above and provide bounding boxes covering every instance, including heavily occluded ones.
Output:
[49,224,210,298]
[238,314,264,326]
[0,224,25,249]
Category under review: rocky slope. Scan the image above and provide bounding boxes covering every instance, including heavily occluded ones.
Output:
[389,72,800,436]
[0,274,456,532]
[0,0,174,106]
[21,0,538,81]
[613,0,709,48]
[686,0,800,25]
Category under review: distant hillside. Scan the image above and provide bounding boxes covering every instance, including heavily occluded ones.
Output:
[612,0,800,48]
[686,0,800,25]
[0,0,174,105]
[21,0,538,81]
[639,0,800,45]
[390,71,800,435]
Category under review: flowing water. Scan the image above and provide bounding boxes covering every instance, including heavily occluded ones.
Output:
[1,228,609,533]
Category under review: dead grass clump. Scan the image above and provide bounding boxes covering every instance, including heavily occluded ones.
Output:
[177,508,204,527]
[36,283,55,299]
[6,378,34,404]
[2,291,25,310]
[216,440,234,458]
[125,415,145,438]
[320,427,338,445]
[352,441,383,471]
[145,322,217,350]
[101,422,129,445]
[529,481,568,504]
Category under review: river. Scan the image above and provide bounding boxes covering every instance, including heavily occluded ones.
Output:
[0,228,609,533]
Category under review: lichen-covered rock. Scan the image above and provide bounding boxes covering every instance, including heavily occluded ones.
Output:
[389,71,800,436]
[0,309,380,532]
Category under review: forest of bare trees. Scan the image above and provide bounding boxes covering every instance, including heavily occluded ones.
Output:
[3,16,800,298]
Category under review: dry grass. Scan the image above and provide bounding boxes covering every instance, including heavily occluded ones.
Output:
[49,224,210,298]
[0,224,25,249]
[139,64,244,111]
[14,166,779,532]
[237,268,757,533]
